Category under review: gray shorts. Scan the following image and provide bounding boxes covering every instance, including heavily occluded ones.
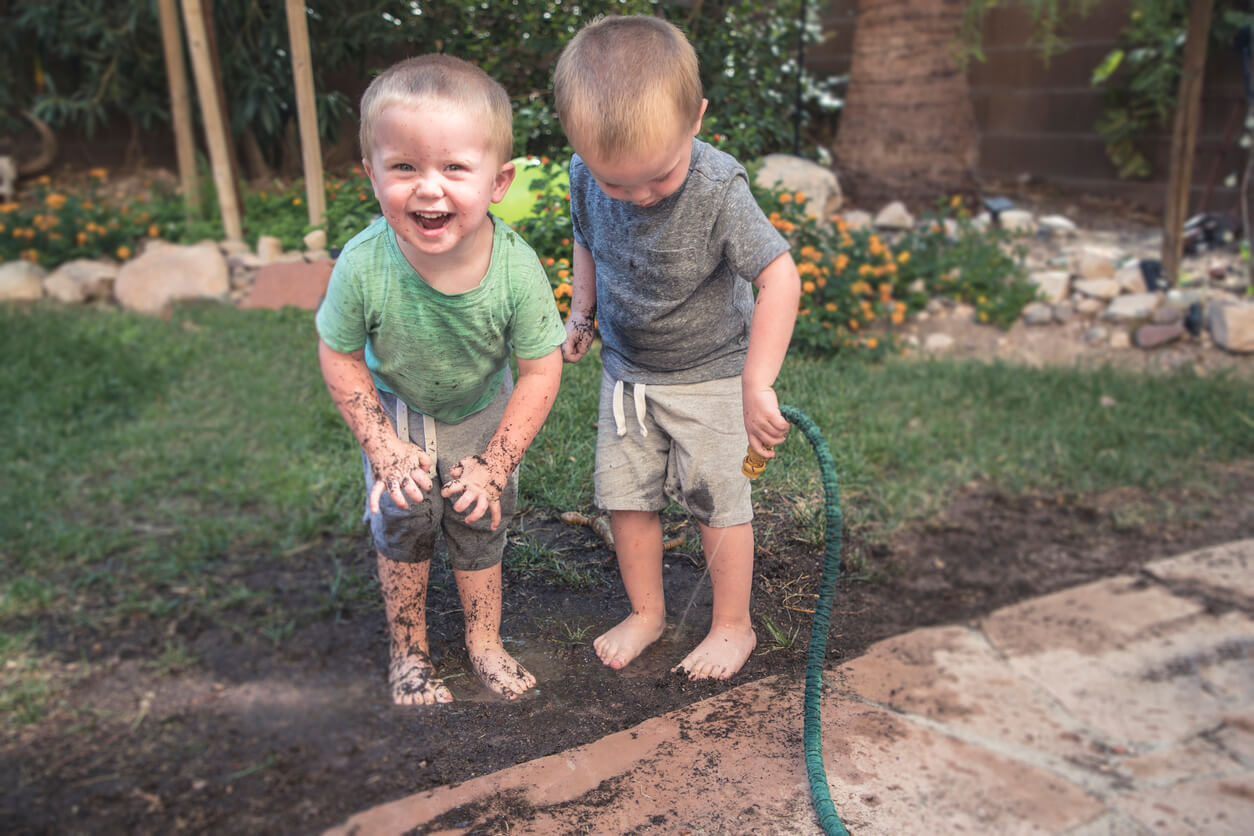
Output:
[594,371,752,528]
[361,375,517,572]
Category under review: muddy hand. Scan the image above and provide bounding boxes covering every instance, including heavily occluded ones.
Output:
[369,441,435,514]
[442,456,504,530]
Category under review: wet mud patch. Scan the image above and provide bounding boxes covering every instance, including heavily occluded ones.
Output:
[3,463,1253,834]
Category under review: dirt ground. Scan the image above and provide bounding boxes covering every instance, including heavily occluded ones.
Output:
[3,456,1253,835]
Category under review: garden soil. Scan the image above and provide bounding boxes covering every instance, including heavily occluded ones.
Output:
[3,462,1254,835]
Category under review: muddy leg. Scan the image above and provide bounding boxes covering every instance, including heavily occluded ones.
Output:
[377,552,453,705]
[454,563,535,700]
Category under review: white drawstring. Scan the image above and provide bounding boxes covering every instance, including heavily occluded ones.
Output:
[611,379,648,438]
[396,398,436,468]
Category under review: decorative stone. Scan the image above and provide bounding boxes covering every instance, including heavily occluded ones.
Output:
[754,154,842,221]
[1208,302,1254,353]
[219,239,252,257]
[43,258,118,304]
[1053,301,1075,323]
[873,201,914,230]
[1084,326,1109,343]
[1104,292,1160,322]
[1073,278,1120,300]
[1075,247,1118,279]
[1109,330,1131,349]
[256,235,283,264]
[1151,305,1184,325]
[1028,270,1069,303]
[1021,302,1053,325]
[1115,264,1146,294]
[998,209,1036,234]
[841,209,873,230]
[1074,297,1105,316]
[923,333,954,353]
[0,261,46,301]
[1038,215,1077,236]
[303,228,327,251]
[952,303,977,321]
[114,241,229,314]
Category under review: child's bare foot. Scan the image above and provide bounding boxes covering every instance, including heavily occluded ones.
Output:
[468,642,536,700]
[594,612,665,670]
[671,623,757,680]
[389,651,454,705]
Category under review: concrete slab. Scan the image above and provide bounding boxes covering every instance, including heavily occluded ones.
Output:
[327,540,1254,835]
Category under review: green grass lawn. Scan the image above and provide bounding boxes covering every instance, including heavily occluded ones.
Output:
[3,301,1252,720]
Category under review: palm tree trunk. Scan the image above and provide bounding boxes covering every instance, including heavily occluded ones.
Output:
[832,0,979,206]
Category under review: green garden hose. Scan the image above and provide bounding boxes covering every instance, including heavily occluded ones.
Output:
[749,406,849,835]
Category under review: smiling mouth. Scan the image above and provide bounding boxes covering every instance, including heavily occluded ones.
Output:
[413,211,452,231]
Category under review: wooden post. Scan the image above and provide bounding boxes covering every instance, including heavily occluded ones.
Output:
[1161,0,1214,284]
[156,0,200,221]
[180,0,243,241]
[285,0,326,228]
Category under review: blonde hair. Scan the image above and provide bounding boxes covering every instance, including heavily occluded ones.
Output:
[359,54,513,163]
[554,16,703,158]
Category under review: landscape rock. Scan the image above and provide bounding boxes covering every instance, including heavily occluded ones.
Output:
[1073,278,1120,300]
[1109,330,1131,349]
[874,201,914,230]
[923,333,954,353]
[1075,247,1118,279]
[998,209,1036,234]
[114,241,229,314]
[256,235,283,264]
[1053,301,1075,323]
[1208,302,1254,353]
[44,259,118,304]
[1028,270,1069,303]
[219,239,252,257]
[1115,264,1146,294]
[303,228,328,251]
[1103,292,1160,322]
[754,155,842,221]
[0,261,47,301]
[1021,302,1053,326]
[1037,214,1077,236]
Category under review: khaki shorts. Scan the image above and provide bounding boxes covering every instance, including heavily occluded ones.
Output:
[593,372,752,528]
[362,375,516,571]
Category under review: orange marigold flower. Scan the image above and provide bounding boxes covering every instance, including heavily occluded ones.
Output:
[794,191,806,204]
[45,193,67,210]
[116,245,131,260]
[0,202,18,214]
[554,282,572,298]
[825,302,837,312]
[891,311,905,325]
[561,238,570,246]
[802,280,816,294]
[898,251,911,264]
[36,175,51,185]
[866,337,878,349]
[779,193,792,204]
[89,167,108,179]
[816,277,827,288]
[848,319,860,331]
[545,257,556,267]
[557,269,570,279]
[76,231,88,245]
[148,224,160,237]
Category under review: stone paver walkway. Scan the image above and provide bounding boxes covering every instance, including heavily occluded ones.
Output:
[326,540,1254,835]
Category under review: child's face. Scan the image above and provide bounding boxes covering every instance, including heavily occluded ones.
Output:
[576,100,707,208]
[364,101,515,272]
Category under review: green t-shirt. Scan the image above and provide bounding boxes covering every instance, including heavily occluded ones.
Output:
[316,214,566,423]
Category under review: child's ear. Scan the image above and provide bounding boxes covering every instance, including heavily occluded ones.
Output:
[490,159,517,204]
[692,98,709,136]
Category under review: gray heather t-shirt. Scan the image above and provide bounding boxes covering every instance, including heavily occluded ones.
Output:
[569,138,790,384]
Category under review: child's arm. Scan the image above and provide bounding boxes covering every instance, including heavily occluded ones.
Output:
[442,348,563,531]
[561,241,597,363]
[318,338,434,514]
[743,252,802,460]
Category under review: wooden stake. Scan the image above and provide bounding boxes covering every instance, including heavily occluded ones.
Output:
[180,0,242,241]
[285,0,326,229]
[156,0,200,221]
[1161,0,1214,284]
